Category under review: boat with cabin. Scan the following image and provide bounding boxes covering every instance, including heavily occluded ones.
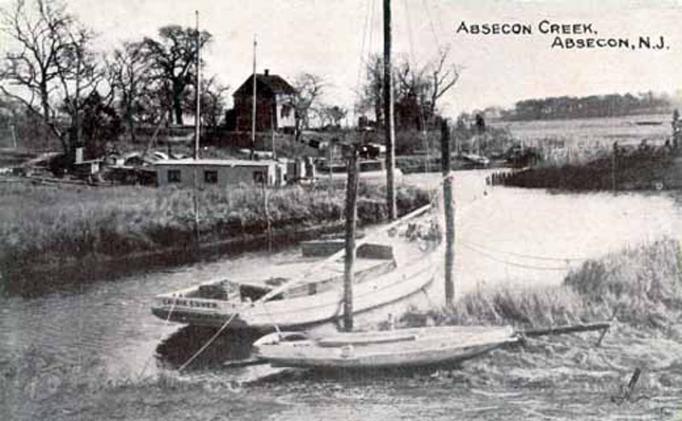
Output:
[150,204,442,330]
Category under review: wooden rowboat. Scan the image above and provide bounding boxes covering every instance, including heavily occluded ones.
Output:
[252,325,518,369]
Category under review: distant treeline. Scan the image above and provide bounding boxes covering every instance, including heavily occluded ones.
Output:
[500,92,673,121]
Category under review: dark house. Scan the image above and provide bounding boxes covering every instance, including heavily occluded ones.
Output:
[233,69,296,132]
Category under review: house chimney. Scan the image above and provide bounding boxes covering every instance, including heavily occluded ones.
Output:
[264,69,269,76]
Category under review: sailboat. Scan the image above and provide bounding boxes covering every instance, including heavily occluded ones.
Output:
[249,0,519,370]
[151,204,443,330]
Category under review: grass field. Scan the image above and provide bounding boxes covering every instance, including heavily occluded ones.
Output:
[0,181,430,291]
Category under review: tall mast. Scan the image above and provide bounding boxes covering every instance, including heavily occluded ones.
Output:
[194,10,201,160]
[251,35,257,160]
[383,0,397,220]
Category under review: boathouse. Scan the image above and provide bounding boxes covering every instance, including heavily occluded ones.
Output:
[154,158,285,188]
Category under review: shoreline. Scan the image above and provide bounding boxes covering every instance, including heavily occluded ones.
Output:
[2,238,681,420]
[0,183,430,296]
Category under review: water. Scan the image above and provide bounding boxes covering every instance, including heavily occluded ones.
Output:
[1,171,681,419]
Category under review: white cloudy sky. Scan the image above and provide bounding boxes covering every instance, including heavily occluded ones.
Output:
[2,0,682,117]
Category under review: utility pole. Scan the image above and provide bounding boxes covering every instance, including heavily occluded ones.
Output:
[343,146,359,331]
[383,0,397,220]
[194,10,201,160]
[441,120,455,306]
[251,35,257,161]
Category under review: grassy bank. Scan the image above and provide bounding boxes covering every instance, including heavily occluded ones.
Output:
[497,149,681,191]
[402,238,682,331]
[2,239,681,420]
[0,182,430,293]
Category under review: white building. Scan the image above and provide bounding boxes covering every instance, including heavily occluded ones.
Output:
[154,158,286,188]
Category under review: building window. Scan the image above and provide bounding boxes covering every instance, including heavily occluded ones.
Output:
[281,105,291,118]
[204,170,218,184]
[168,169,181,183]
[253,170,266,184]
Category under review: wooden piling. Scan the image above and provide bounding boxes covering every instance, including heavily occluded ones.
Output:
[343,146,360,331]
[441,120,455,306]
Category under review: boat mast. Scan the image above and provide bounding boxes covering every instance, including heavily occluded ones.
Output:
[251,35,257,160]
[194,10,201,160]
[383,0,397,220]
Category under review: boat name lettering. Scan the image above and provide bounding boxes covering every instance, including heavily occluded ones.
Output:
[163,298,217,308]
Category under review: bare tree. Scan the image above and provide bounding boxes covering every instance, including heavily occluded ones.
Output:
[357,48,459,128]
[58,25,110,150]
[108,41,151,143]
[0,0,109,158]
[425,47,459,118]
[197,75,228,129]
[290,72,325,139]
[142,25,211,126]
[318,105,347,128]
[0,0,72,150]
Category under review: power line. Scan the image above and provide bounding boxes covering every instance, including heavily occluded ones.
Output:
[355,0,373,104]
[422,0,441,51]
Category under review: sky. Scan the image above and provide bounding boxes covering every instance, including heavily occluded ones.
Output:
[2,0,682,119]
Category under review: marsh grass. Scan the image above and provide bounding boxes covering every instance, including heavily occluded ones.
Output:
[500,149,675,190]
[0,182,430,284]
[402,238,682,331]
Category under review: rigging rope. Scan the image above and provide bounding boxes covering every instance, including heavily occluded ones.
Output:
[460,238,587,263]
[355,0,373,105]
[177,311,239,372]
[460,242,572,271]
[137,299,177,380]
[422,0,442,51]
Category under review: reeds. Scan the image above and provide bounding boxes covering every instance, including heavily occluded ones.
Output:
[402,238,682,330]
[0,182,430,281]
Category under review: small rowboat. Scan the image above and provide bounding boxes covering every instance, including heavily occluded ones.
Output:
[252,325,518,369]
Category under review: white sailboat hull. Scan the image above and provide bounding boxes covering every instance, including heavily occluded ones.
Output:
[253,325,518,369]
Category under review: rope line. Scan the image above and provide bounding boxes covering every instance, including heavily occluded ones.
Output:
[460,239,587,263]
[138,299,177,379]
[422,0,442,51]
[354,0,373,105]
[460,242,571,271]
[178,311,239,372]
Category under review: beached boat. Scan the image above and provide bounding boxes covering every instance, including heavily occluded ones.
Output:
[252,325,518,369]
[151,204,442,330]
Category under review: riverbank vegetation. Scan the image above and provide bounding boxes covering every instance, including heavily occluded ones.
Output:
[0,182,430,293]
[493,146,681,191]
[2,239,681,420]
[403,238,682,331]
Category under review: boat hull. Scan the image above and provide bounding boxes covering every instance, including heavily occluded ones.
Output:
[151,242,441,330]
[253,325,518,369]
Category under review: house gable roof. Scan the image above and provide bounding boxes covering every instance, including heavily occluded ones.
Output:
[233,73,296,98]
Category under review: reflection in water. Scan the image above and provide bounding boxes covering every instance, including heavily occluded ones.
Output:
[156,326,262,370]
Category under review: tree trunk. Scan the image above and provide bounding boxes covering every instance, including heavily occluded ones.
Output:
[173,95,184,125]
[128,112,136,144]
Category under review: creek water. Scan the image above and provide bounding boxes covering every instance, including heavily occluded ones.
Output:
[2,170,681,419]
